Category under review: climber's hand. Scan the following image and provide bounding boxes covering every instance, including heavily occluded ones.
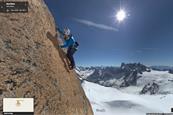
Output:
[56,27,61,32]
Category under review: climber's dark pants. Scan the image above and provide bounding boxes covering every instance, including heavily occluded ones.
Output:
[67,46,76,68]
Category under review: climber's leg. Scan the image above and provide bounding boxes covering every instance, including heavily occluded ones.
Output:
[67,48,76,69]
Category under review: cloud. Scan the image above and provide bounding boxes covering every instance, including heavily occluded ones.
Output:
[74,18,118,32]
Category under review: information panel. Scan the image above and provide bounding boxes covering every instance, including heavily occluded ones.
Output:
[0,1,28,13]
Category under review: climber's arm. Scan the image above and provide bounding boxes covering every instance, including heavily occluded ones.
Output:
[56,28,65,36]
[60,39,74,48]
[60,41,68,48]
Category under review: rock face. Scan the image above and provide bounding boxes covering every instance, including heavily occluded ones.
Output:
[120,63,149,87]
[140,82,159,95]
[120,70,139,87]
[87,67,122,83]
[0,0,93,115]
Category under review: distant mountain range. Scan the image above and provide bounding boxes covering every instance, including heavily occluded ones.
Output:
[77,63,150,87]
[76,63,173,95]
[79,64,173,115]
[150,66,173,73]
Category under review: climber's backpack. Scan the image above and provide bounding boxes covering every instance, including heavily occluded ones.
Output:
[69,34,79,51]
[73,41,79,51]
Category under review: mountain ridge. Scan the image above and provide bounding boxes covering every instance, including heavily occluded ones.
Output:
[76,63,173,95]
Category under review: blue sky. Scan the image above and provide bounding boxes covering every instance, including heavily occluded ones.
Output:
[44,0,173,66]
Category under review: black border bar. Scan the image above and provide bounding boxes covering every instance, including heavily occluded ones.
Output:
[3,112,33,115]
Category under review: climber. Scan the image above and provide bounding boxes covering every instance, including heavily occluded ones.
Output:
[57,27,79,69]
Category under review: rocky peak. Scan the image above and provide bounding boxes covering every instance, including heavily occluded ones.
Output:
[140,82,159,95]
[120,63,150,73]
[119,63,151,87]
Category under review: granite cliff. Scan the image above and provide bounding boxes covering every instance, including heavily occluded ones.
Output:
[0,0,93,115]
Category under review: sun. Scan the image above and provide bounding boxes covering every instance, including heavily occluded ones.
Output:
[116,9,127,22]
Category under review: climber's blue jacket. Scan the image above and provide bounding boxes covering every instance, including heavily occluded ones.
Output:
[60,36,75,48]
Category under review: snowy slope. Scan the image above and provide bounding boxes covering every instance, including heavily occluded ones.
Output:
[120,70,173,94]
[76,67,173,94]
[138,70,173,93]
[82,81,173,115]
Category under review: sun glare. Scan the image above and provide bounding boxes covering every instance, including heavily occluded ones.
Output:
[116,9,127,22]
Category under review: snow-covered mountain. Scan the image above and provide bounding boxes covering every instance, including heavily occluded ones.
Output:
[75,66,95,79]
[77,63,150,87]
[120,70,173,94]
[77,63,173,115]
[150,66,173,74]
[77,63,173,94]
[150,66,173,71]
[82,81,173,115]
